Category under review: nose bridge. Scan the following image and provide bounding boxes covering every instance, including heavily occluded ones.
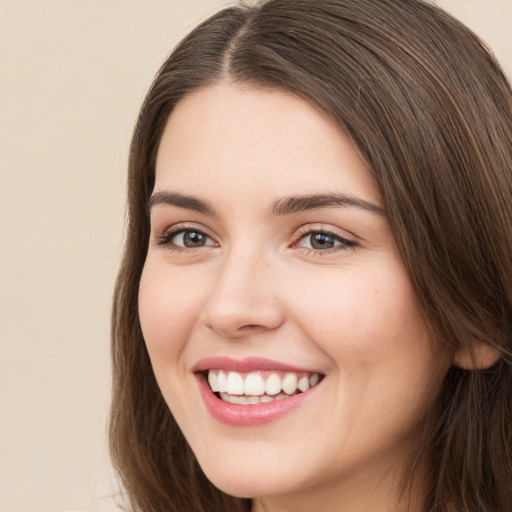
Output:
[202,241,283,337]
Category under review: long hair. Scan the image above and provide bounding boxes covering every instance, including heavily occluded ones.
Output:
[110,1,512,510]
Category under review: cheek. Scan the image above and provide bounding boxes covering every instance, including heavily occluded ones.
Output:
[295,267,444,438]
[289,261,437,375]
[138,261,204,362]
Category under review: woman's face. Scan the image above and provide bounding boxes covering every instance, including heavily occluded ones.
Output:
[139,83,449,510]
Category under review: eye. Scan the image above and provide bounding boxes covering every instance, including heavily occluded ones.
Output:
[156,227,216,250]
[294,229,357,252]
[173,230,212,248]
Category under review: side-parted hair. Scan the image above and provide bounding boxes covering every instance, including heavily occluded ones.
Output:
[110,1,512,511]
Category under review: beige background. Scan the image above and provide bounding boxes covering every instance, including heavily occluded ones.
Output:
[0,1,510,511]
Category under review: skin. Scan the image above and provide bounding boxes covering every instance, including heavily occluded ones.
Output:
[138,83,451,512]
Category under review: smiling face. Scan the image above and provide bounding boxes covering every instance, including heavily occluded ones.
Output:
[138,83,450,511]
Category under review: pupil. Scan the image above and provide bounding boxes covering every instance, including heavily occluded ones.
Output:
[311,233,334,249]
[184,231,205,247]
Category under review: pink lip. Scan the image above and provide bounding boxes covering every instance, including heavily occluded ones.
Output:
[195,374,319,427]
[192,357,323,427]
[192,356,321,374]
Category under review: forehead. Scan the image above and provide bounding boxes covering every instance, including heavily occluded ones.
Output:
[154,83,381,208]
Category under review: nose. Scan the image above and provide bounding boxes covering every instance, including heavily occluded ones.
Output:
[201,249,285,339]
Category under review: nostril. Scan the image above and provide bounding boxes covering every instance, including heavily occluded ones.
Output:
[205,320,274,338]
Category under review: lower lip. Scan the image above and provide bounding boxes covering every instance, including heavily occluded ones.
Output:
[196,374,318,427]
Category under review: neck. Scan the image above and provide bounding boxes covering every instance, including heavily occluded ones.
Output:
[251,451,430,512]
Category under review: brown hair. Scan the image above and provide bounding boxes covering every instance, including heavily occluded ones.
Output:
[110,1,512,510]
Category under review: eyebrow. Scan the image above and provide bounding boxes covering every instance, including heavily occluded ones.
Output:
[147,191,216,215]
[270,193,386,216]
[147,191,386,217]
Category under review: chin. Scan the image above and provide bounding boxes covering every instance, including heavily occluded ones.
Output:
[197,454,303,499]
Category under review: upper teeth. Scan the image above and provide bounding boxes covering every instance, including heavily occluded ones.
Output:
[207,370,320,396]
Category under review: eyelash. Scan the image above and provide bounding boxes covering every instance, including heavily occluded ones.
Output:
[155,224,216,253]
[155,224,357,255]
[292,226,357,255]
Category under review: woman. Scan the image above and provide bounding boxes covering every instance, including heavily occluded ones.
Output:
[110,0,512,510]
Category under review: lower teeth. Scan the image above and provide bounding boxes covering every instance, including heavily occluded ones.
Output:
[218,391,298,405]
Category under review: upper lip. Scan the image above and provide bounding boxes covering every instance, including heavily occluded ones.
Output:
[192,356,323,374]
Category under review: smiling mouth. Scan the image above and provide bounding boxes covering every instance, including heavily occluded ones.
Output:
[205,369,323,405]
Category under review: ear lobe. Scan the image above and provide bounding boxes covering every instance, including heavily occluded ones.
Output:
[453,341,501,370]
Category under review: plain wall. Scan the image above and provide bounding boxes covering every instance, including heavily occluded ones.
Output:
[0,1,510,511]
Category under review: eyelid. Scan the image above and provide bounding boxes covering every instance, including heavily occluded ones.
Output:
[290,224,358,253]
[154,222,219,248]
[293,223,356,242]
